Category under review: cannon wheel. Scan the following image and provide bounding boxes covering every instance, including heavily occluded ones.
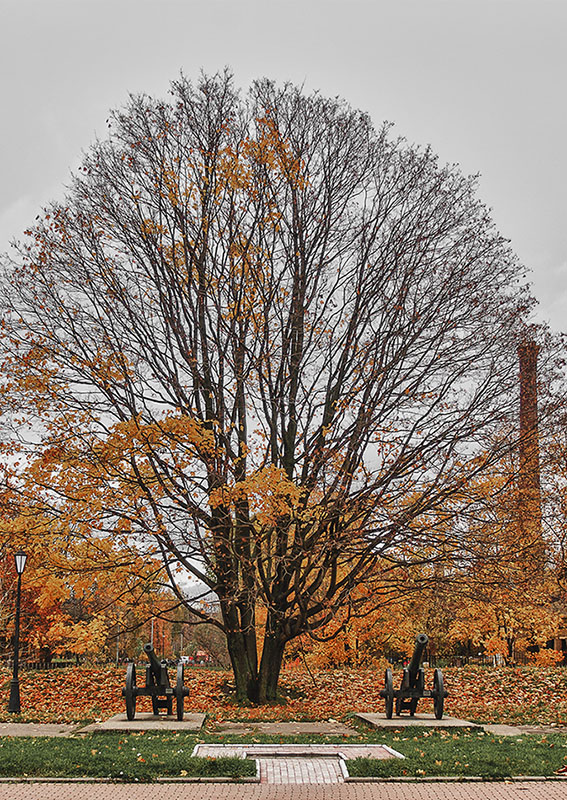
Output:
[384,669,394,719]
[176,664,185,721]
[433,669,445,719]
[125,663,137,721]
[395,669,408,716]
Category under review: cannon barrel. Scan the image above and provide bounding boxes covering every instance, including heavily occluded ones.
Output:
[407,633,428,682]
[143,642,163,679]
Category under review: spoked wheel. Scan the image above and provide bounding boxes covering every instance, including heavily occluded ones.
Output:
[176,663,186,721]
[124,663,137,721]
[433,669,445,719]
[384,669,394,719]
[396,669,408,716]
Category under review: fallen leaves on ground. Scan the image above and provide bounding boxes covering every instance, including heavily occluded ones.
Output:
[1,664,567,726]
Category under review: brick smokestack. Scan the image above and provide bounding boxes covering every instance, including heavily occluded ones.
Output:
[517,341,542,549]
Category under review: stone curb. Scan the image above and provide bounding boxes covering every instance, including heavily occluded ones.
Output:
[1,775,566,784]
[345,775,567,783]
[0,777,259,784]
[0,779,116,784]
[156,777,260,783]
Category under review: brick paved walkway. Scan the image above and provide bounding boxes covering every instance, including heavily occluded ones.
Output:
[0,781,566,799]
[257,757,344,783]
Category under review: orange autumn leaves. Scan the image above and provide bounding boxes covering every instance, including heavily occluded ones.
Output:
[209,465,302,526]
[0,529,167,663]
[1,664,567,726]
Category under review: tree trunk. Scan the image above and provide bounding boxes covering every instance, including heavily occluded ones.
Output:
[226,632,258,702]
[257,622,286,703]
[226,632,287,703]
[224,610,287,703]
[222,599,259,703]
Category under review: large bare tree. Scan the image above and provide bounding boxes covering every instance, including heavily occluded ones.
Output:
[1,72,532,701]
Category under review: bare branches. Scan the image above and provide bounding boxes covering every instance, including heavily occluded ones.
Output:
[0,71,535,700]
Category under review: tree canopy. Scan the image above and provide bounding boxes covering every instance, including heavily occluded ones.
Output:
[0,71,534,701]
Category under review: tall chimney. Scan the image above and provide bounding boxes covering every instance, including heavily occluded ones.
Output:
[517,341,542,550]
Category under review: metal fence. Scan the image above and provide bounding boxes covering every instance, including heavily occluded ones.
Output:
[4,660,75,670]
[432,653,532,667]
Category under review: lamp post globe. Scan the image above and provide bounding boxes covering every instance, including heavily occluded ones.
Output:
[14,551,27,576]
[8,551,27,713]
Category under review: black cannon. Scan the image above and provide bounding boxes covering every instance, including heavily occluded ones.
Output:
[380,634,447,719]
[122,643,189,721]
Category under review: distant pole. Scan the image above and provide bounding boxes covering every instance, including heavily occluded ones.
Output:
[8,551,28,714]
[115,625,120,668]
[517,342,543,553]
[150,618,154,647]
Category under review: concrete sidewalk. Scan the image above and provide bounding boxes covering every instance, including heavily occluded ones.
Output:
[0,781,566,799]
[356,713,477,729]
[78,712,206,733]
[1,715,562,738]
[356,713,567,737]
[0,723,76,737]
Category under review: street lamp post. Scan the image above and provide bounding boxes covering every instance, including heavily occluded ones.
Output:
[8,551,27,713]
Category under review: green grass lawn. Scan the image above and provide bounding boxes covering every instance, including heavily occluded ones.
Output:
[346,727,567,779]
[0,726,567,781]
[0,732,255,781]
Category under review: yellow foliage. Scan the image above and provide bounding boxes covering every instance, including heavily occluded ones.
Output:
[209,465,301,524]
[529,648,564,667]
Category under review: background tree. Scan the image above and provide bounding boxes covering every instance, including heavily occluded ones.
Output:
[0,506,168,664]
[0,71,533,702]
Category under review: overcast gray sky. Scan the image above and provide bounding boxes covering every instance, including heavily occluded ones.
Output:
[1,0,565,330]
